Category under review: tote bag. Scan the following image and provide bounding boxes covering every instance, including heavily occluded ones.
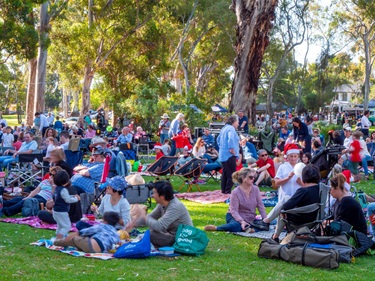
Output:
[173,225,209,256]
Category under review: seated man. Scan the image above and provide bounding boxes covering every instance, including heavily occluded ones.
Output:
[114,126,133,146]
[240,136,258,164]
[129,180,193,248]
[71,147,105,194]
[0,131,38,170]
[201,128,215,147]
[59,131,70,150]
[250,149,275,186]
[53,211,120,253]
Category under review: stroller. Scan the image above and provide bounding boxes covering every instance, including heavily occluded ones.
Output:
[175,158,207,192]
[311,145,345,181]
[146,156,179,180]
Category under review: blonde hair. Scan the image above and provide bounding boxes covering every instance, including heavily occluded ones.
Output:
[330,174,347,191]
[50,147,66,161]
[232,167,256,184]
[193,137,203,153]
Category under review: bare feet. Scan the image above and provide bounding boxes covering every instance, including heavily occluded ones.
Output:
[204,225,217,231]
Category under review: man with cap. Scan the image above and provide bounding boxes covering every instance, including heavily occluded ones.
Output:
[168,113,184,156]
[202,128,215,147]
[158,113,171,144]
[76,176,131,231]
[71,147,106,194]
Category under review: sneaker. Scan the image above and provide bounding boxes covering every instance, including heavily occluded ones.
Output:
[204,225,217,231]
[250,220,270,231]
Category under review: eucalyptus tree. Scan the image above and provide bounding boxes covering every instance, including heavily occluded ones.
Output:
[261,0,309,121]
[229,0,278,124]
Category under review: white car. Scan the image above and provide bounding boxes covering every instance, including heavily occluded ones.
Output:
[64,117,79,126]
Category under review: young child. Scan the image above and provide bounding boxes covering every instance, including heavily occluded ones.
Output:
[52,170,80,238]
[53,211,120,253]
[343,131,362,182]
[45,137,56,160]
[2,126,14,148]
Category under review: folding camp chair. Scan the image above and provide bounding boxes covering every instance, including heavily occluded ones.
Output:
[7,153,45,188]
[146,156,178,180]
[137,136,150,161]
[65,150,84,169]
[175,158,207,192]
[281,183,331,234]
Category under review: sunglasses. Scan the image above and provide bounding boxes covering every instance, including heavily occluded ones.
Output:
[248,175,255,180]
[260,154,268,157]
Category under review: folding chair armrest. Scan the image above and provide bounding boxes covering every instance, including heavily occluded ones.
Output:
[281,203,321,215]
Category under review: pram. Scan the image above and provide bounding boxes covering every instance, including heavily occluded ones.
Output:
[146,156,178,180]
[311,145,345,181]
[175,158,207,192]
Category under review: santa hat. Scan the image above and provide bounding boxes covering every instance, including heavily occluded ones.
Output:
[154,142,162,150]
[284,143,300,155]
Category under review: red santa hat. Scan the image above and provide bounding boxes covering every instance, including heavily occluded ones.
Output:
[154,142,162,150]
[284,143,300,155]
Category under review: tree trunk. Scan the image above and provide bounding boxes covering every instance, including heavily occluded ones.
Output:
[230,0,278,125]
[266,78,275,124]
[81,62,94,115]
[26,58,37,125]
[34,2,49,114]
[363,32,371,111]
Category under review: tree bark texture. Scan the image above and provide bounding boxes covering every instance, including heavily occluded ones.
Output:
[230,0,278,125]
[26,58,37,126]
[81,62,93,115]
[34,2,49,114]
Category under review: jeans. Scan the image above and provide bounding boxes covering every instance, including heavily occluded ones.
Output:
[160,134,168,145]
[169,139,176,156]
[216,213,242,232]
[76,220,92,231]
[361,155,372,176]
[0,155,17,170]
[3,195,46,217]
[203,161,222,173]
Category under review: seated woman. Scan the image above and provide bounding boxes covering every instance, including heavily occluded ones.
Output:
[192,137,206,158]
[76,176,131,231]
[329,174,367,234]
[204,168,267,233]
[1,166,62,217]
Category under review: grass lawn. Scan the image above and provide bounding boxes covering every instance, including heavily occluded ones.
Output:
[1,175,375,280]
[3,114,24,127]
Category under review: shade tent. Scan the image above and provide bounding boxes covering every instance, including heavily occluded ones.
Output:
[211,104,228,113]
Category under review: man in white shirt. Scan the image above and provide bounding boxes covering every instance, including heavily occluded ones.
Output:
[46,113,54,126]
[339,127,353,165]
[361,110,371,138]
[36,112,50,136]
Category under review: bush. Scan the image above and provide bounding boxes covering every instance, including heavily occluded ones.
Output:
[314,122,343,139]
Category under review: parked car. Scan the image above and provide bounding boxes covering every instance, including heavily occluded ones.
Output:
[63,117,78,126]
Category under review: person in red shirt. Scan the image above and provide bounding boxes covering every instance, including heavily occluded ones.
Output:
[154,142,164,160]
[343,131,362,182]
[250,149,275,186]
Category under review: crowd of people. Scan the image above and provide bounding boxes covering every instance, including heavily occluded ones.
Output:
[0,108,373,252]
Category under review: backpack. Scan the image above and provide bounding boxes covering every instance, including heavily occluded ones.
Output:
[22,198,40,217]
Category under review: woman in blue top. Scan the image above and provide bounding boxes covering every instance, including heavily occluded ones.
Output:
[217,115,240,194]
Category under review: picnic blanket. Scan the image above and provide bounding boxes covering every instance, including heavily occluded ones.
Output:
[1,216,100,232]
[31,239,114,260]
[175,190,230,204]
[175,190,278,206]
[234,226,286,240]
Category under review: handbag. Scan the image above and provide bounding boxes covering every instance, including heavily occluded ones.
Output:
[173,224,209,256]
[114,230,151,259]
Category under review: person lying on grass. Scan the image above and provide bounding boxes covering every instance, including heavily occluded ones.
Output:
[204,168,267,233]
[53,211,120,253]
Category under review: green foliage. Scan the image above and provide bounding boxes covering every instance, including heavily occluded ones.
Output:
[0,0,42,60]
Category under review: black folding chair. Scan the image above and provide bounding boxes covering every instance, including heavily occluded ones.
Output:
[175,158,207,192]
[146,156,178,180]
[8,153,45,188]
